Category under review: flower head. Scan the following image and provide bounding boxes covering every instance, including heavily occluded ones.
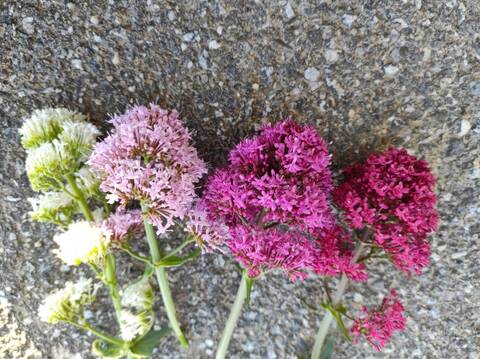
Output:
[53,221,111,265]
[203,120,334,232]
[351,289,406,351]
[28,191,78,226]
[184,202,229,253]
[121,277,154,311]
[89,104,207,233]
[20,108,100,192]
[103,209,144,243]
[19,108,86,149]
[202,119,343,280]
[334,148,439,275]
[119,309,153,341]
[312,226,367,281]
[228,225,318,281]
[38,278,96,324]
[74,166,101,198]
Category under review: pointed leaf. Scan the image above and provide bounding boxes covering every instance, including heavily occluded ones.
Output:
[155,248,201,268]
[129,327,171,357]
[92,339,126,359]
[321,303,351,341]
[330,309,351,341]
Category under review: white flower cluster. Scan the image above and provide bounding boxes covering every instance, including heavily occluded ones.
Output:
[74,166,101,198]
[121,277,154,311]
[20,108,100,192]
[119,309,154,341]
[19,108,85,149]
[119,277,155,341]
[53,221,111,265]
[28,192,77,226]
[38,278,96,324]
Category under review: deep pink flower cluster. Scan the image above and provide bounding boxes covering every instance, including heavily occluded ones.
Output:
[351,289,406,350]
[201,120,366,281]
[89,104,207,233]
[103,209,144,242]
[312,227,367,281]
[228,225,318,281]
[203,119,334,232]
[334,148,438,275]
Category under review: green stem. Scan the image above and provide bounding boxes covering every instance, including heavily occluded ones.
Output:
[104,253,123,325]
[141,203,189,348]
[121,245,153,265]
[68,321,124,346]
[163,237,195,259]
[64,173,94,221]
[310,243,365,359]
[65,173,122,327]
[215,270,248,359]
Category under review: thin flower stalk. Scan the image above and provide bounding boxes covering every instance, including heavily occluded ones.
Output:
[141,203,189,348]
[65,171,123,325]
[215,270,249,359]
[311,243,365,359]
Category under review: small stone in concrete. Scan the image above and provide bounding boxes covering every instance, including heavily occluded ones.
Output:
[342,14,357,27]
[304,67,320,82]
[384,65,399,76]
[285,3,295,19]
[208,40,221,50]
[71,59,83,70]
[459,120,471,137]
[112,52,120,66]
[22,17,34,34]
[182,32,194,42]
[325,49,339,63]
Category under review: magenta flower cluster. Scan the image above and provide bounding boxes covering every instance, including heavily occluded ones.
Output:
[202,120,367,281]
[351,289,406,351]
[228,225,318,280]
[334,148,439,275]
[89,104,207,233]
[203,120,334,231]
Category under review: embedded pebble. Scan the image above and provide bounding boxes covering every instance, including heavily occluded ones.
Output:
[304,67,320,82]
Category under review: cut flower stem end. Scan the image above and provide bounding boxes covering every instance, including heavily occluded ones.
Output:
[215,270,249,359]
[141,202,189,348]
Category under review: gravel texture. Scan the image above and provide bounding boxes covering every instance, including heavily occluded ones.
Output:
[1,1,479,358]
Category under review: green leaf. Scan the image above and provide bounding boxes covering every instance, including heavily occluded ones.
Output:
[321,303,351,341]
[244,276,256,307]
[92,339,126,359]
[129,327,171,357]
[334,304,348,315]
[155,248,201,267]
[320,335,335,359]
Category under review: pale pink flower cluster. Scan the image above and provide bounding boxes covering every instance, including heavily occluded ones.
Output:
[89,104,207,233]
[184,202,229,253]
[103,209,144,243]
